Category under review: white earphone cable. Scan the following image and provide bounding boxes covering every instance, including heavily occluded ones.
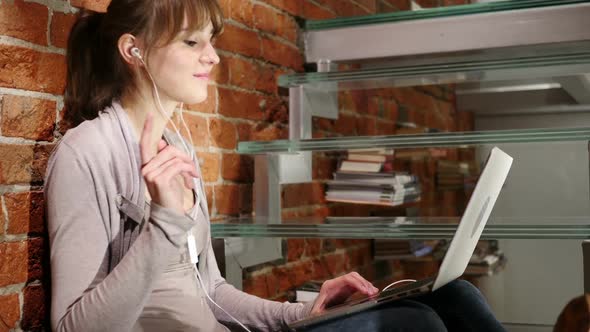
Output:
[136,51,251,332]
[382,279,417,292]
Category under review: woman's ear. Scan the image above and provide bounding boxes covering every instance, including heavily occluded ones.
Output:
[118,33,141,65]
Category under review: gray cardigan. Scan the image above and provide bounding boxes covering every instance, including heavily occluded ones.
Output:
[45,102,313,331]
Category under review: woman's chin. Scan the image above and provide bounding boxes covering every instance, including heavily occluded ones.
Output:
[181,94,208,106]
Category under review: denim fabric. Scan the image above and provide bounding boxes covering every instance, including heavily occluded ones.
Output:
[299,280,506,332]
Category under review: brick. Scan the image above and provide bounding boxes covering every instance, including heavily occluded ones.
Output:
[0,198,4,236]
[414,0,439,8]
[282,182,325,208]
[248,124,284,142]
[225,56,276,94]
[0,144,54,185]
[218,87,266,121]
[214,184,252,215]
[186,85,217,114]
[264,271,280,299]
[0,241,27,287]
[217,0,230,17]
[264,0,303,16]
[0,293,20,331]
[228,0,255,27]
[1,95,56,141]
[70,0,109,12]
[221,153,254,182]
[243,273,269,298]
[252,4,278,36]
[50,11,77,49]
[205,185,213,214]
[178,112,210,148]
[287,239,304,262]
[22,284,46,331]
[304,239,321,257]
[27,237,46,283]
[356,117,377,136]
[0,0,48,45]
[250,7,299,44]
[348,246,372,267]
[311,258,330,280]
[4,191,45,235]
[215,25,261,59]
[387,0,411,10]
[261,37,303,70]
[303,1,336,19]
[262,97,288,124]
[195,152,219,183]
[209,118,237,149]
[276,14,298,44]
[291,260,314,286]
[0,45,66,94]
[237,122,253,142]
[211,55,229,85]
[376,120,395,135]
[312,155,336,180]
[353,0,378,13]
[271,266,295,293]
[331,1,363,17]
[333,114,357,136]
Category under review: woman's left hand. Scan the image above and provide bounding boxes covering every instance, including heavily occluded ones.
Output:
[310,272,379,315]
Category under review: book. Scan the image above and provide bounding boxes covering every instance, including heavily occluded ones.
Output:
[339,160,383,173]
[289,280,323,303]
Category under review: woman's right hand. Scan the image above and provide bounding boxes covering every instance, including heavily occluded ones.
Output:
[139,113,199,214]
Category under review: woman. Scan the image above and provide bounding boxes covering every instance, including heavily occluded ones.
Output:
[45,0,505,331]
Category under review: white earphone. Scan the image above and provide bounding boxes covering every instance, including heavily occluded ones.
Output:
[131,47,142,59]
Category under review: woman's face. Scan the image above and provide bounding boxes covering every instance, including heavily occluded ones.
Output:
[145,21,219,105]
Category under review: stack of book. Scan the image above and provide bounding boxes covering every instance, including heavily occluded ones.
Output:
[326,149,421,207]
[465,240,507,276]
[287,280,323,303]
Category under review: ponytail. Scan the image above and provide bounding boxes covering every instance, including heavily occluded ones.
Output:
[64,10,130,127]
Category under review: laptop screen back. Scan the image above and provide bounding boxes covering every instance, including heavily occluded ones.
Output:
[432,147,513,291]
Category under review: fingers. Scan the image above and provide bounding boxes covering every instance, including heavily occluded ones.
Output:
[144,157,197,190]
[157,139,167,152]
[347,272,379,295]
[142,144,198,179]
[140,113,155,165]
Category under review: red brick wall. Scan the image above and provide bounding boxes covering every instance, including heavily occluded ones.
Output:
[0,0,470,329]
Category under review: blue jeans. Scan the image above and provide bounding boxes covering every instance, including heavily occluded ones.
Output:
[299,280,506,332]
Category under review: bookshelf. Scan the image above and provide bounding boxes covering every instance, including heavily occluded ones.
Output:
[220,0,590,329]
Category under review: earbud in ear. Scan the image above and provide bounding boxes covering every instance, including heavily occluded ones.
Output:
[131,47,142,59]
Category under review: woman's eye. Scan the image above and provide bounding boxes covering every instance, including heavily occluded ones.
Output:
[184,40,198,47]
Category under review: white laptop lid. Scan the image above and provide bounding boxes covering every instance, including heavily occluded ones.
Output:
[432,147,513,291]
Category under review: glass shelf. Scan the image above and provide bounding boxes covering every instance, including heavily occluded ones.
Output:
[278,50,590,90]
[305,0,588,30]
[211,217,590,239]
[237,127,590,154]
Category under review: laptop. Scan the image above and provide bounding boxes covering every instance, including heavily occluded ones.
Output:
[288,147,513,331]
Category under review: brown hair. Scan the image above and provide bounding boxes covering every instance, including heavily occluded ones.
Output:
[64,0,224,126]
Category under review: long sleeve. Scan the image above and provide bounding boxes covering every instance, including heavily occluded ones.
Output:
[45,142,196,332]
[201,241,315,331]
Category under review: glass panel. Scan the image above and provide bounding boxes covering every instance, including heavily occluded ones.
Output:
[237,127,590,154]
[306,0,588,30]
[278,50,590,89]
[211,217,590,239]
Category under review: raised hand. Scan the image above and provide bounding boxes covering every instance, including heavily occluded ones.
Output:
[139,113,199,214]
[310,272,379,315]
